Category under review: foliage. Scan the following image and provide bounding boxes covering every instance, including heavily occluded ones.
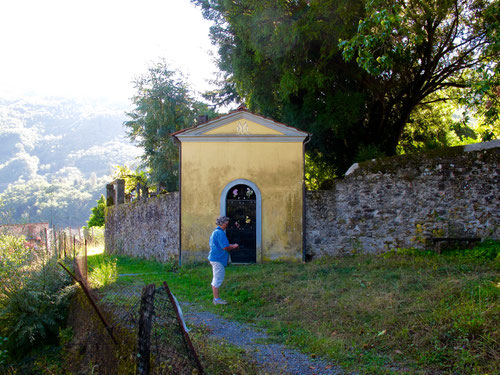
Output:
[124,59,218,191]
[87,254,118,288]
[82,226,105,251]
[447,239,500,262]
[97,250,499,374]
[0,175,107,228]
[339,0,499,139]
[86,195,106,228]
[0,234,33,278]
[0,234,74,359]
[0,337,7,367]
[0,96,142,229]
[193,0,499,176]
[304,152,336,190]
[396,92,469,154]
[0,198,13,225]
[111,165,148,194]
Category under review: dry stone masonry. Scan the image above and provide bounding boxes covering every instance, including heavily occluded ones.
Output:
[305,141,499,257]
[105,192,179,262]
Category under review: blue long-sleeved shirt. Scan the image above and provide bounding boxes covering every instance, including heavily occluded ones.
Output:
[208,226,230,266]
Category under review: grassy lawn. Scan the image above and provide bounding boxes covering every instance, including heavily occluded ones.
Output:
[88,243,500,375]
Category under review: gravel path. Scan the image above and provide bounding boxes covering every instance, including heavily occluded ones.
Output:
[183,306,348,375]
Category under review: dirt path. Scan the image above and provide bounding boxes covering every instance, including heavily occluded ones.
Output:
[183,306,348,375]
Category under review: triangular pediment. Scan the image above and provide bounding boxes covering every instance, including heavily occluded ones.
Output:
[203,119,284,135]
[172,110,309,142]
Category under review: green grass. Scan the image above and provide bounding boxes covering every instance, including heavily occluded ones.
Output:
[88,242,500,375]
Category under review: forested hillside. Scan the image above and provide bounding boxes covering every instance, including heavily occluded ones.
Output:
[0,96,142,227]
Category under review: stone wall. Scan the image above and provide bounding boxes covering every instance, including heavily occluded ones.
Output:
[105,142,499,261]
[105,192,179,262]
[305,142,499,257]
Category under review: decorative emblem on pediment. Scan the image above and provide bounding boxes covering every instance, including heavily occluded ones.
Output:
[236,121,249,135]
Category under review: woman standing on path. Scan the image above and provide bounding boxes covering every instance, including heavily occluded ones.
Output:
[208,216,239,305]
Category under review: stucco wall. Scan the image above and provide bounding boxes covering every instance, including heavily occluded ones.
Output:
[306,144,499,257]
[180,141,304,263]
[105,192,179,262]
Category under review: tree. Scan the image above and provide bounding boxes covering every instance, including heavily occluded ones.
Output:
[124,59,217,191]
[339,0,499,150]
[86,195,106,228]
[111,165,148,194]
[193,0,499,175]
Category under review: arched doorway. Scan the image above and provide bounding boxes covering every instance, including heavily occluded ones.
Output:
[220,180,261,263]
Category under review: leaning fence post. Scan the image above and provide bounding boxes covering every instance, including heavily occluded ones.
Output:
[137,284,156,375]
[162,281,205,374]
[58,262,118,345]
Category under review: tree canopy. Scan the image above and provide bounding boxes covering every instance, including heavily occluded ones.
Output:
[193,0,499,175]
[86,195,106,228]
[124,60,217,190]
[0,176,105,228]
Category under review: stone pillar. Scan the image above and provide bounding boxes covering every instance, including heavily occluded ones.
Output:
[116,179,125,205]
[106,184,115,206]
[136,183,142,201]
[141,185,149,200]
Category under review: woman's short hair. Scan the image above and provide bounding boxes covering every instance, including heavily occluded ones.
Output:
[216,216,230,226]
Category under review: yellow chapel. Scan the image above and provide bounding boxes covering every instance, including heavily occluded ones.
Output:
[172,106,310,264]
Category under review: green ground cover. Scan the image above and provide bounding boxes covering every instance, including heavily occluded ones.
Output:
[87,242,500,375]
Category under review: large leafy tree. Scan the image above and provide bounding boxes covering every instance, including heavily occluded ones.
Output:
[124,60,216,190]
[193,0,499,175]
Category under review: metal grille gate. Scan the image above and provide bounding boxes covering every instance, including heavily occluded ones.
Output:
[225,184,256,263]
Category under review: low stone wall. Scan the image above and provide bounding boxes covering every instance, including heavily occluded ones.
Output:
[305,143,499,257]
[105,192,179,262]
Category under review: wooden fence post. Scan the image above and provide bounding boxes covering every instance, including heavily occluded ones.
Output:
[137,284,156,375]
[44,228,49,255]
[84,239,88,281]
[63,232,67,258]
[53,227,58,258]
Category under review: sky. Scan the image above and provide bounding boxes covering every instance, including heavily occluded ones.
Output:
[0,0,218,108]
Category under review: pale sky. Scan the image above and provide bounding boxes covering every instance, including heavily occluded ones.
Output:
[0,0,218,107]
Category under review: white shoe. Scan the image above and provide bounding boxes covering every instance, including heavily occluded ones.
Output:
[213,298,227,305]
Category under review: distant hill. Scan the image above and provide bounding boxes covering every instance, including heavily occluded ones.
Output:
[0,96,142,227]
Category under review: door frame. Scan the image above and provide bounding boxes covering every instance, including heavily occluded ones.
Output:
[220,179,262,263]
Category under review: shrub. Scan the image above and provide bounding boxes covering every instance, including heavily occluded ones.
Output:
[0,337,7,366]
[439,239,500,263]
[462,239,499,261]
[0,235,74,359]
[0,234,33,278]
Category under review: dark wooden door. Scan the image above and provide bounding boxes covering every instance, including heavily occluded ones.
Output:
[225,184,256,263]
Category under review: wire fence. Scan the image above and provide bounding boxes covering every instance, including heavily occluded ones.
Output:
[58,249,203,374]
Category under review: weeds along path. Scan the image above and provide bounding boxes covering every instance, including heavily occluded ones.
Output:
[183,304,347,375]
